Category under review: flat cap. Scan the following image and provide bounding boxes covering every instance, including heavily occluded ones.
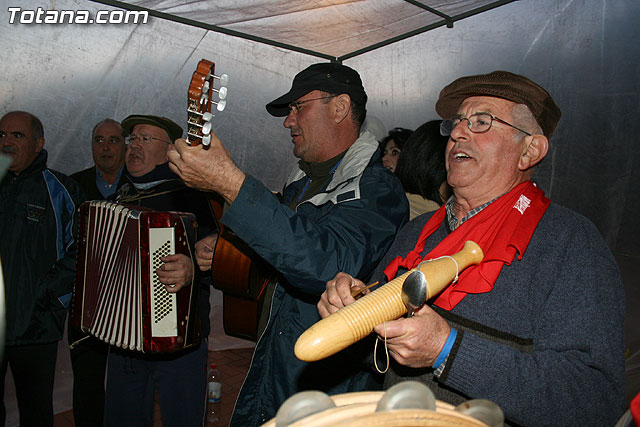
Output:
[435,70,561,138]
[120,115,183,142]
[266,62,367,117]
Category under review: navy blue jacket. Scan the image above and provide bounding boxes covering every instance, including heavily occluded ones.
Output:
[1,150,84,345]
[226,132,409,425]
[70,165,127,201]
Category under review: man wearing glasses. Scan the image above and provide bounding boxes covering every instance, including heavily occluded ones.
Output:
[168,63,408,425]
[102,115,217,426]
[318,71,626,425]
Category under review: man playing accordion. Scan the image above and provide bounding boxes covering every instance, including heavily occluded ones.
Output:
[96,114,217,426]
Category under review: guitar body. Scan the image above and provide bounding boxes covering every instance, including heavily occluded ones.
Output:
[222,294,262,342]
[208,195,279,342]
[213,227,278,341]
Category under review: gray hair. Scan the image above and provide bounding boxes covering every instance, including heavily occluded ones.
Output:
[320,91,367,129]
[511,104,546,178]
[511,104,543,142]
[91,118,125,139]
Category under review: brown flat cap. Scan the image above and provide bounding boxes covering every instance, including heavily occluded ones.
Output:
[435,70,561,138]
[121,115,183,142]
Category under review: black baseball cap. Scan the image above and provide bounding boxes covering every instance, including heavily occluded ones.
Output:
[266,63,368,117]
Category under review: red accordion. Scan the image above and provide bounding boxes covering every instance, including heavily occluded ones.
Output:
[72,201,200,353]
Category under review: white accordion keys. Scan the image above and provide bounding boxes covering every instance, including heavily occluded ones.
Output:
[149,227,178,338]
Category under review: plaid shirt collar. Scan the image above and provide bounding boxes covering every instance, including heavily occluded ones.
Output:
[445,194,501,231]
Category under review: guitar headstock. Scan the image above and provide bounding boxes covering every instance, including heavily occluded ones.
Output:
[186,59,228,147]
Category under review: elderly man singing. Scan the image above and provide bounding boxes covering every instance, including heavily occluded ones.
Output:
[318,71,625,426]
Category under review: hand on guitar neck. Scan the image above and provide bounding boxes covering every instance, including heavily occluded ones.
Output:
[168,59,245,204]
[169,137,245,204]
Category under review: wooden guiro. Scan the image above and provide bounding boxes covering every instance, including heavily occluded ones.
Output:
[294,240,484,362]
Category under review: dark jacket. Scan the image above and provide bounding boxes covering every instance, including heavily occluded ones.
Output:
[70,165,127,201]
[226,131,409,425]
[0,150,84,345]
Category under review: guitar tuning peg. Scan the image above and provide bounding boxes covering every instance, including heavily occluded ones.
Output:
[214,99,226,112]
[216,73,229,87]
[214,86,227,100]
[188,61,229,148]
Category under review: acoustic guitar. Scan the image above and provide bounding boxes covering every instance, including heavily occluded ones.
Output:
[187,59,278,341]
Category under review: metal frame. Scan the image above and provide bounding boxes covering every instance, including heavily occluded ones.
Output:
[90,0,519,63]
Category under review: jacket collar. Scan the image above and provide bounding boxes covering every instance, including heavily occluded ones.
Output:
[285,130,378,188]
[6,150,48,180]
[285,130,379,206]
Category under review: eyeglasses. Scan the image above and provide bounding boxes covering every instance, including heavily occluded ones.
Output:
[440,113,531,137]
[125,134,171,145]
[93,137,124,145]
[287,95,337,114]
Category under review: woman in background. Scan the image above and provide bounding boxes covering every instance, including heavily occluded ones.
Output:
[381,127,413,173]
[395,120,450,219]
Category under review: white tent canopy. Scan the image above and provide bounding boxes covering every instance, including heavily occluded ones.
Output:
[2,0,637,254]
[97,0,517,60]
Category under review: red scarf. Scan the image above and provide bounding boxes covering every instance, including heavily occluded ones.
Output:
[384,181,549,310]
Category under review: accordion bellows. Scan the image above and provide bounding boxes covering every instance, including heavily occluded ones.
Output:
[72,201,201,353]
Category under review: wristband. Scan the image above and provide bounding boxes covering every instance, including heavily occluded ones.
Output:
[432,328,457,369]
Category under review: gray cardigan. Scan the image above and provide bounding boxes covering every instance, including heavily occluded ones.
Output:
[371,202,625,426]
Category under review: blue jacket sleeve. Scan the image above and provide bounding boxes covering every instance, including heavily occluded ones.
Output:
[221,172,408,296]
[36,173,86,310]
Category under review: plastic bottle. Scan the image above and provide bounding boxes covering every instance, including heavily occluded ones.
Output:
[206,363,222,426]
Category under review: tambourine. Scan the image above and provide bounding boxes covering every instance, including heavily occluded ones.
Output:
[264,380,504,427]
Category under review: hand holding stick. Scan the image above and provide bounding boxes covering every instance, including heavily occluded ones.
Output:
[295,241,484,362]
